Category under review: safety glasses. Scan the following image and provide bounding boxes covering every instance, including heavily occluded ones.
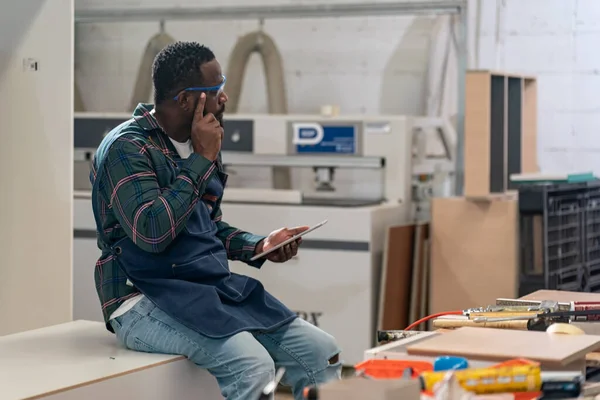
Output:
[173,75,227,101]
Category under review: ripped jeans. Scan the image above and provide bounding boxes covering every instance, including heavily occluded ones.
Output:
[109,297,342,400]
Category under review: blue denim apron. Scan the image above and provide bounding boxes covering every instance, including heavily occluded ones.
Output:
[92,127,296,338]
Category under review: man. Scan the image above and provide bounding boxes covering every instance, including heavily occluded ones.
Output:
[90,41,341,400]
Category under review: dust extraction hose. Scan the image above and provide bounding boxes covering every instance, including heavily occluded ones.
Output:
[225,30,288,114]
[225,30,290,188]
[129,32,176,111]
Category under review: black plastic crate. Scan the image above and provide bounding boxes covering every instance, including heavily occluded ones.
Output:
[518,180,600,294]
[585,187,600,265]
[589,274,600,293]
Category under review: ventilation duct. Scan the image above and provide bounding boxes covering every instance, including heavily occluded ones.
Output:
[225,29,290,189]
[129,25,175,110]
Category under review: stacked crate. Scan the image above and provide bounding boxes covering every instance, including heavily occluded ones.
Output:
[519,181,600,295]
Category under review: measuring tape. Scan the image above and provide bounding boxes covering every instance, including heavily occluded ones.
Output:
[419,364,542,394]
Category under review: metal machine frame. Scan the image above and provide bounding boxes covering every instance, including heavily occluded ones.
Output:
[74,112,455,211]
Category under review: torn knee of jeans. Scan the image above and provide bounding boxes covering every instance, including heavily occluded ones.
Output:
[328,353,340,365]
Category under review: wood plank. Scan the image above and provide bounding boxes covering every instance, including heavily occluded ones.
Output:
[429,197,518,314]
[377,225,415,331]
[409,223,429,330]
[405,327,600,366]
[465,72,492,197]
[521,78,539,173]
[0,320,196,400]
[520,290,600,303]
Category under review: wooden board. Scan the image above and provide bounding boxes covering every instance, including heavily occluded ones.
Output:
[464,71,539,197]
[405,327,600,366]
[520,290,600,303]
[377,224,415,331]
[429,196,518,314]
[409,223,429,330]
[0,320,220,399]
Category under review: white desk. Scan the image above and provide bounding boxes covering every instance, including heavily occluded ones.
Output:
[0,320,222,400]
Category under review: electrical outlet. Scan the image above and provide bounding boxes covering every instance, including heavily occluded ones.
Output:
[22,58,38,72]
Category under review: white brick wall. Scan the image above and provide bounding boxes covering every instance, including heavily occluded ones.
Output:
[75,0,600,175]
[475,0,600,174]
[75,1,434,116]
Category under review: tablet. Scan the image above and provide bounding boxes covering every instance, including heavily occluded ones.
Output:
[250,220,328,261]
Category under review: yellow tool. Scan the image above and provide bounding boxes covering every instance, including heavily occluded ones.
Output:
[432,318,530,330]
[468,311,539,319]
[419,364,542,394]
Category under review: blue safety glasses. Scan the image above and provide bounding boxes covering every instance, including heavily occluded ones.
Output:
[173,75,227,101]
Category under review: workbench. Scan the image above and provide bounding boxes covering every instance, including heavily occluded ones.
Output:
[361,290,600,399]
[0,320,222,400]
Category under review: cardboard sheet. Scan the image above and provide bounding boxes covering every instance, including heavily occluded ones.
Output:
[429,196,518,314]
[405,327,600,366]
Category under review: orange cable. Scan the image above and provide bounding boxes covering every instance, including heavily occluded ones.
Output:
[404,311,463,331]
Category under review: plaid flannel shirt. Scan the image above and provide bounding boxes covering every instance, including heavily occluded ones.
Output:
[90,103,265,329]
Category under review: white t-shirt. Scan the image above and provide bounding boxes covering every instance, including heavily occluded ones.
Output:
[168,137,194,159]
[109,137,194,321]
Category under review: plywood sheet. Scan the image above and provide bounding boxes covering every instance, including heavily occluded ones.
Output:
[406,327,600,366]
[409,223,429,330]
[520,290,600,303]
[464,72,492,197]
[377,224,415,331]
[429,196,518,314]
[522,78,539,173]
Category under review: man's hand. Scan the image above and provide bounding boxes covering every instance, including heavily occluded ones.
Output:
[190,93,223,161]
[256,226,310,263]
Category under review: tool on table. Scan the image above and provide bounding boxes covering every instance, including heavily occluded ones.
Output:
[420,364,543,394]
[496,298,600,313]
[402,367,414,379]
[433,356,469,372]
[258,367,286,400]
[496,298,570,310]
[376,330,425,342]
[354,359,433,379]
[546,323,585,335]
[473,309,600,324]
[406,298,600,333]
[539,377,582,399]
[432,317,534,330]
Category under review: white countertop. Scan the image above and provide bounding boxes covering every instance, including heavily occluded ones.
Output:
[0,320,184,400]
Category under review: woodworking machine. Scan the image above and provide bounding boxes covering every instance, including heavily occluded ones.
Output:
[73,112,455,365]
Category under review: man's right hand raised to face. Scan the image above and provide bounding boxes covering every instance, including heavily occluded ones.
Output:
[191,92,223,161]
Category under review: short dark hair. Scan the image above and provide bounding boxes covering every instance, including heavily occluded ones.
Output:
[152,41,215,104]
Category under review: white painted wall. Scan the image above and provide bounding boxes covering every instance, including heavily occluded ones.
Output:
[74,0,600,175]
[473,0,600,175]
[0,0,74,335]
[74,3,433,116]
[73,0,448,195]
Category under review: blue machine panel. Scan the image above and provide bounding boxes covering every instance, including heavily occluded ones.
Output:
[293,123,356,154]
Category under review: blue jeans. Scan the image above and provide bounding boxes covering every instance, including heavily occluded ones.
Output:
[109,297,342,400]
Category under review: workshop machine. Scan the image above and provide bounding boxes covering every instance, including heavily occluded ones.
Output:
[73,112,455,365]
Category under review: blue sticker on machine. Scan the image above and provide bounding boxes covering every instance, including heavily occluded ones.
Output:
[293,123,356,154]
